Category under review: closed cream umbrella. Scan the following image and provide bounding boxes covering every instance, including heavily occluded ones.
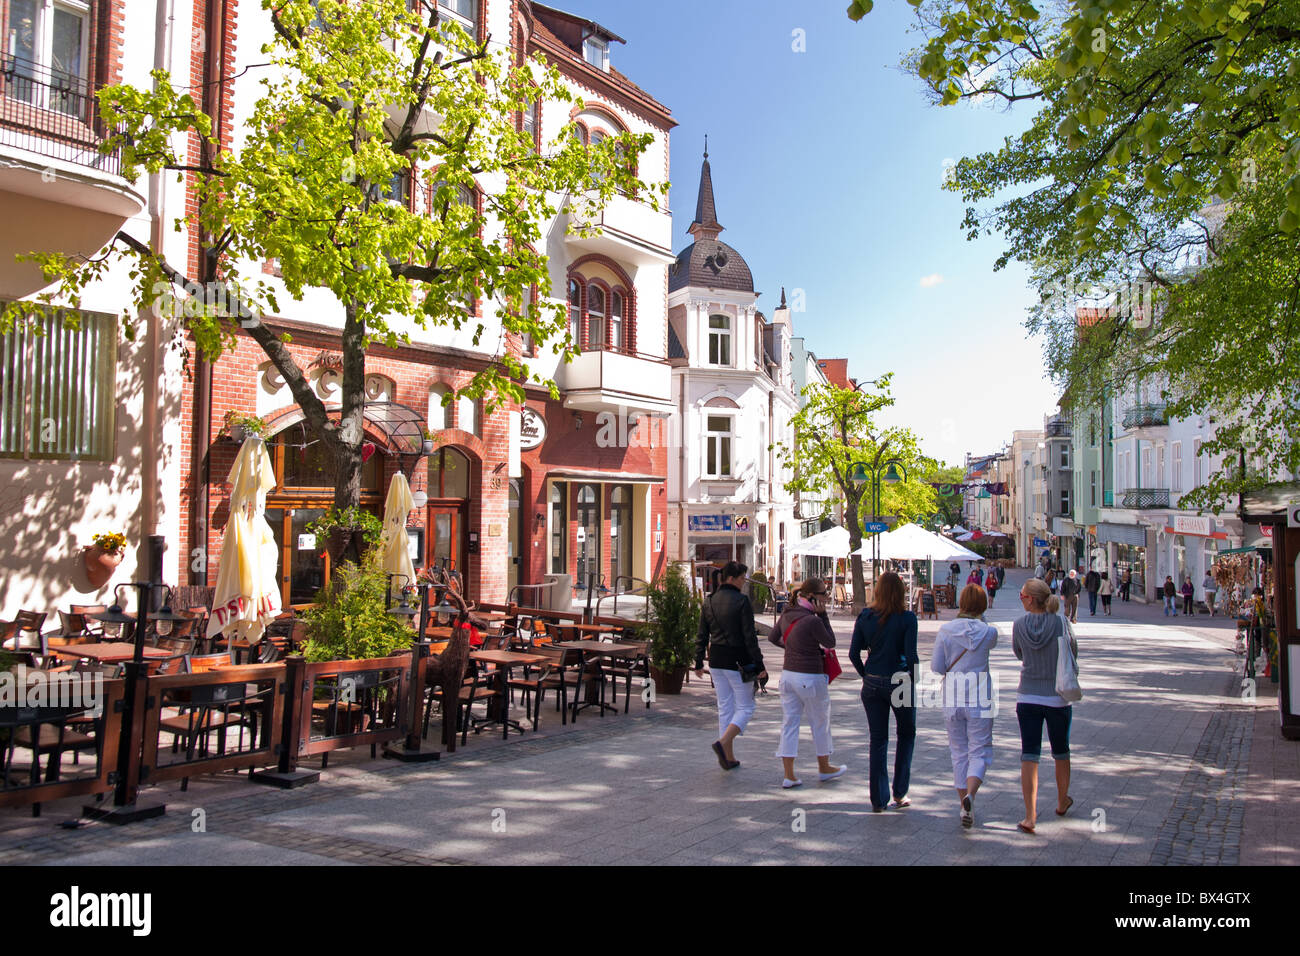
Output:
[381,471,416,587]
[207,436,282,652]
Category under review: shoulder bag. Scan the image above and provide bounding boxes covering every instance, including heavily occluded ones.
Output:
[1055,619,1082,702]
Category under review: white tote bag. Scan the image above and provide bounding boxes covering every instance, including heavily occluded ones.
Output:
[1055,619,1082,702]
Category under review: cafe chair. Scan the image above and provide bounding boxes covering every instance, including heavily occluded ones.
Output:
[1,611,49,665]
[605,638,652,714]
[69,605,107,639]
[507,645,561,730]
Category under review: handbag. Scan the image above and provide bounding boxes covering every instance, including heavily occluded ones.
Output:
[823,646,842,684]
[1055,620,1083,702]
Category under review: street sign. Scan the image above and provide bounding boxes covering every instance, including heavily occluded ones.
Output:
[1033,538,1050,547]
[734,516,750,532]
[863,522,888,533]
[1287,501,1300,529]
[688,515,732,532]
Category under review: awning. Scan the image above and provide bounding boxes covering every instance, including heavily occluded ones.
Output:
[549,469,666,484]
[1097,522,1148,546]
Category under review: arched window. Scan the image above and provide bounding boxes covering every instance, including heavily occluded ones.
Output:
[428,447,471,499]
[568,278,582,345]
[457,394,478,436]
[428,384,450,430]
[587,285,605,348]
[610,291,623,350]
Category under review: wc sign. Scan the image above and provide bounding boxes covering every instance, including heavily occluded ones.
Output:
[1287,501,1300,529]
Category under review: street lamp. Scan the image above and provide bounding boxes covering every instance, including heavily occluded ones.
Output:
[850,457,908,600]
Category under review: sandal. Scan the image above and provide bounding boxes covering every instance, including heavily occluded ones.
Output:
[1056,796,1074,817]
[1017,821,1036,834]
[890,796,910,809]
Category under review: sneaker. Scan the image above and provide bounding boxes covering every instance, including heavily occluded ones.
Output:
[818,765,848,782]
[961,795,974,829]
[781,778,802,789]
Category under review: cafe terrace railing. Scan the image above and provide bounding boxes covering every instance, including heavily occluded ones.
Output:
[0,678,125,815]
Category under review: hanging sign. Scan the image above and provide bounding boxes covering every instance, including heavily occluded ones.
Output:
[1286,503,1300,529]
[576,526,587,543]
[297,533,317,551]
[519,407,546,450]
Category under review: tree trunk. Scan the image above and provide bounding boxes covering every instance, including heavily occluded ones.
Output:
[845,495,866,613]
[328,302,368,567]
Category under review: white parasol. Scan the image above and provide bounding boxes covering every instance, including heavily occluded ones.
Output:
[208,436,282,647]
[380,472,417,587]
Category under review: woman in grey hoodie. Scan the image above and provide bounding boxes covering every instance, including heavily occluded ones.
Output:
[931,584,999,829]
[1013,577,1077,833]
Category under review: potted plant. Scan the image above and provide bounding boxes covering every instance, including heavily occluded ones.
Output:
[306,506,385,567]
[420,427,436,456]
[83,531,127,588]
[299,556,416,663]
[223,409,269,443]
[641,564,700,695]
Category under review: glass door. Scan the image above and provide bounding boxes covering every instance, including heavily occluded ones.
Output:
[610,485,632,592]
[427,505,468,594]
[507,480,520,597]
[575,484,600,589]
[264,505,329,608]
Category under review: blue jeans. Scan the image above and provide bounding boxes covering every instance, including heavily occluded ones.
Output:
[1087,591,1098,615]
[1164,595,1175,615]
[860,673,916,809]
[1016,702,1072,762]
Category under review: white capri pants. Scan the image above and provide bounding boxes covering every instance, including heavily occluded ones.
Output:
[713,667,757,737]
[776,672,833,758]
[944,707,993,787]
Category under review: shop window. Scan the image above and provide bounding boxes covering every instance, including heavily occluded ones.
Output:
[271,421,382,491]
[0,305,115,460]
[550,483,566,573]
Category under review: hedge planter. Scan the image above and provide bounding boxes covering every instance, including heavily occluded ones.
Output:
[650,664,687,696]
[83,545,124,589]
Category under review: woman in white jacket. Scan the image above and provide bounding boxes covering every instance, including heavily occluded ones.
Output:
[931,583,999,828]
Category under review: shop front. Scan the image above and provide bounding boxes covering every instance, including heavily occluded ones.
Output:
[1242,485,1300,739]
[1098,521,1150,601]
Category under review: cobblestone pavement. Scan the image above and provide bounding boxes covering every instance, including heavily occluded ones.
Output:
[1,569,1277,866]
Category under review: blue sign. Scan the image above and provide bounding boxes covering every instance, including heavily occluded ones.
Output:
[1033,538,1050,547]
[689,515,732,532]
[863,522,889,533]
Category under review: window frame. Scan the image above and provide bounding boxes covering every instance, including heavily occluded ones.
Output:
[583,35,608,71]
[708,314,732,367]
[5,0,92,115]
[704,413,734,479]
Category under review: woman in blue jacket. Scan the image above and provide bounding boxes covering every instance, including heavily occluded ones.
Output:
[849,571,919,812]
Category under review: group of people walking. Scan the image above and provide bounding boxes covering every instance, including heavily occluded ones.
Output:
[695,562,1076,832]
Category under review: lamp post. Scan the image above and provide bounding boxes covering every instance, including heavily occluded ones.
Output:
[850,458,907,596]
[384,575,441,762]
[84,582,186,824]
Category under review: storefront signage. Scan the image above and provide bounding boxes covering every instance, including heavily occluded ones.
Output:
[1033,538,1049,547]
[297,533,316,551]
[519,408,546,450]
[734,516,750,532]
[1288,502,1300,529]
[1172,516,1213,537]
[689,515,732,532]
[654,531,662,551]
[1263,523,1275,537]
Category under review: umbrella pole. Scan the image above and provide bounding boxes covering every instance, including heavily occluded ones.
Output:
[385,581,440,762]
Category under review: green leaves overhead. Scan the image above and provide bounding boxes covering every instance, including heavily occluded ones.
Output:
[851,0,1300,509]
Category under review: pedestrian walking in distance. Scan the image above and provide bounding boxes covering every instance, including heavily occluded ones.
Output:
[1121,568,1132,602]
[1162,575,1177,617]
[1181,575,1195,616]
[1202,570,1218,617]
[771,580,844,788]
[1061,568,1081,624]
[1098,572,1113,616]
[931,584,999,829]
[694,561,766,770]
[850,571,919,812]
[1084,567,1101,616]
[1012,578,1077,834]
[985,567,999,606]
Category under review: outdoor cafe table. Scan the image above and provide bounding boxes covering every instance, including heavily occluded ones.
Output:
[467,649,549,739]
[553,622,610,642]
[552,641,641,717]
[51,642,172,664]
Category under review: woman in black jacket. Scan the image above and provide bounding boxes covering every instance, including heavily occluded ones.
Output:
[849,571,919,812]
[694,562,766,770]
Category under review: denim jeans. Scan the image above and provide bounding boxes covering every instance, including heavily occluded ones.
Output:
[860,673,916,809]
[1016,702,1072,762]
[1164,595,1176,615]
[1087,591,1098,615]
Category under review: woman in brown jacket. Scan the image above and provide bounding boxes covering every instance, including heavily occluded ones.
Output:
[771,579,846,789]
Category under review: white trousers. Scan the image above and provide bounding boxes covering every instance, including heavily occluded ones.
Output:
[776,672,833,758]
[945,707,994,787]
[713,668,756,737]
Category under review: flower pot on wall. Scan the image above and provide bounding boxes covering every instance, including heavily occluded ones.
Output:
[83,546,123,589]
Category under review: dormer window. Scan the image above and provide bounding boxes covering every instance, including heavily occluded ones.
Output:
[584,35,608,70]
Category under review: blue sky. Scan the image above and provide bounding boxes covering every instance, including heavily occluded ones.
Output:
[577,0,1062,468]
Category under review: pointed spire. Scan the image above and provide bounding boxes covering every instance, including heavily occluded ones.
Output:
[688,141,723,241]
[779,287,787,309]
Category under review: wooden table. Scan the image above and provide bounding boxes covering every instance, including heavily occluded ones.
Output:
[51,642,171,664]
[468,650,549,738]
[551,642,640,716]
[554,622,610,642]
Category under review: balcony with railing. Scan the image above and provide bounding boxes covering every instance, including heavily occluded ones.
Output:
[1121,403,1169,430]
[1,56,144,298]
[1045,416,1072,438]
[558,343,673,415]
[1120,487,1171,509]
[566,192,675,268]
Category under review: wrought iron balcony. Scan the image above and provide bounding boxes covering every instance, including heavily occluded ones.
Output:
[1120,487,1170,509]
[1045,417,1072,438]
[1121,403,1169,430]
[1,55,121,174]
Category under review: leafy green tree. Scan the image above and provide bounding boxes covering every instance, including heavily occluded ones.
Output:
[7,0,661,512]
[774,376,936,610]
[851,0,1300,509]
